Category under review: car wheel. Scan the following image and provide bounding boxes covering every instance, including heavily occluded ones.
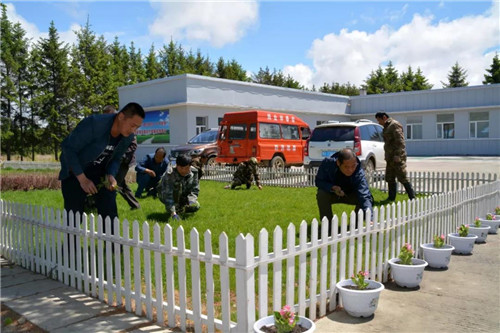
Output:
[270,156,285,178]
[205,156,217,176]
[364,159,375,184]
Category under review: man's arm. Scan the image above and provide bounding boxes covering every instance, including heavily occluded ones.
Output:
[354,171,373,212]
[60,117,95,177]
[315,159,335,193]
[158,173,177,215]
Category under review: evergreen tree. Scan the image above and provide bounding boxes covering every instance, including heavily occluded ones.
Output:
[483,52,500,84]
[70,19,114,115]
[319,81,360,96]
[364,66,387,94]
[128,41,146,84]
[400,66,415,91]
[441,61,469,88]
[1,4,16,159]
[216,57,247,81]
[413,67,433,90]
[384,61,401,92]
[35,21,72,161]
[144,43,163,80]
[159,39,186,76]
[108,37,130,101]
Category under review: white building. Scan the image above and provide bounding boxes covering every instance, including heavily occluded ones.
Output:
[118,74,500,159]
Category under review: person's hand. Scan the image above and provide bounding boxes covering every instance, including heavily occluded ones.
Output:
[257,185,263,190]
[105,175,118,191]
[76,174,97,195]
[171,214,181,221]
[393,156,401,163]
[146,169,156,177]
[331,185,345,197]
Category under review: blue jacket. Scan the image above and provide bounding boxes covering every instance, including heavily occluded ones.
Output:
[59,114,134,180]
[315,153,373,211]
[135,153,168,178]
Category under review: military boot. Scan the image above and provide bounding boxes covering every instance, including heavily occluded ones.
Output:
[386,182,397,202]
[403,182,416,200]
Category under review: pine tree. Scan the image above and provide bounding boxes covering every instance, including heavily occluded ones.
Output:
[400,66,415,91]
[35,21,72,161]
[144,43,164,80]
[441,61,469,88]
[384,61,401,92]
[128,41,146,84]
[413,67,433,90]
[1,4,16,160]
[319,81,359,96]
[483,53,500,84]
[364,66,387,94]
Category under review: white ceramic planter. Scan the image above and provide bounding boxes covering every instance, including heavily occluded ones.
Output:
[478,218,500,234]
[388,258,427,288]
[253,315,316,333]
[468,225,491,243]
[447,233,477,254]
[420,243,454,268]
[336,279,384,317]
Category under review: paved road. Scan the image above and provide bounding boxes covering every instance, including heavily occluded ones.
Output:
[406,156,500,175]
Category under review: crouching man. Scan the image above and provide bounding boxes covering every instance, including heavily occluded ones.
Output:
[158,154,200,221]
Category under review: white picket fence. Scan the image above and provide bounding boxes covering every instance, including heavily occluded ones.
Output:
[203,165,498,193]
[1,180,499,332]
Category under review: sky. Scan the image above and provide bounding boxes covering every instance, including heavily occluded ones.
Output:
[4,0,500,89]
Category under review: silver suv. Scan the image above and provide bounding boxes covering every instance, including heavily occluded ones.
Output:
[303,120,386,175]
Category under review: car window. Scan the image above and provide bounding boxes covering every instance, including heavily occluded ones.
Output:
[188,130,218,143]
[229,124,247,140]
[282,124,300,140]
[259,122,281,139]
[249,123,257,139]
[374,125,384,142]
[310,127,354,142]
[360,125,380,142]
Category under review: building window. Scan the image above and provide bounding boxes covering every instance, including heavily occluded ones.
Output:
[406,116,423,140]
[196,116,208,135]
[469,112,489,138]
[436,114,454,139]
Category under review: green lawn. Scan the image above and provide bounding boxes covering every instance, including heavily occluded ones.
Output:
[1,180,405,255]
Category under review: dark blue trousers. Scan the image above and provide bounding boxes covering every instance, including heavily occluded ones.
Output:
[61,174,118,233]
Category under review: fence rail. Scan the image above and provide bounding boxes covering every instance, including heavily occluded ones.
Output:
[204,165,497,194]
[1,179,499,332]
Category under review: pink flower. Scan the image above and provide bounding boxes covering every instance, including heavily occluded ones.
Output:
[440,234,445,240]
[361,271,369,277]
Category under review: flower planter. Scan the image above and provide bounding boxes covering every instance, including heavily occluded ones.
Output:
[388,258,427,288]
[447,233,477,254]
[253,315,316,333]
[468,225,491,243]
[420,243,454,268]
[335,279,384,317]
[478,218,500,234]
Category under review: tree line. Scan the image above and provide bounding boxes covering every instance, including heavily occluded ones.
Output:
[1,4,499,161]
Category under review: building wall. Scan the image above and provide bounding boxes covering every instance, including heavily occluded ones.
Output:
[119,74,500,158]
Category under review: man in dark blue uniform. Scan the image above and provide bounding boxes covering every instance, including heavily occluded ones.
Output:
[135,147,168,198]
[315,148,373,227]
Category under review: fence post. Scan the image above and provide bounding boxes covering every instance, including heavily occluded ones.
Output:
[235,234,255,333]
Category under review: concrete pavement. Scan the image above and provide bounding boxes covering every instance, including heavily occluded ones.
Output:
[0,257,173,332]
[315,228,500,333]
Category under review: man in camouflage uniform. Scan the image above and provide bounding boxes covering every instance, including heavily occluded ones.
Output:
[190,152,204,180]
[224,157,262,190]
[375,112,415,201]
[157,154,200,221]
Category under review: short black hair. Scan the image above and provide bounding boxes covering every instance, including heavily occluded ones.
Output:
[155,147,166,157]
[337,148,356,165]
[103,105,116,114]
[119,102,145,119]
[375,112,389,119]
[176,154,192,167]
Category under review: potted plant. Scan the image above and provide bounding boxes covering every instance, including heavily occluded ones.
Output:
[335,270,384,318]
[468,218,491,242]
[477,214,500,234]
[253,305,316,333]
[420,234,455,269]
[388,243,428,288]
[448,224,478,254]
[494,206,500,219]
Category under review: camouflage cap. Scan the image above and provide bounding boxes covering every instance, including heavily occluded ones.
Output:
[249,157,258,165]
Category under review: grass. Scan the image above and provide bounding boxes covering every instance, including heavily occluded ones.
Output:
[1,180,398,254]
